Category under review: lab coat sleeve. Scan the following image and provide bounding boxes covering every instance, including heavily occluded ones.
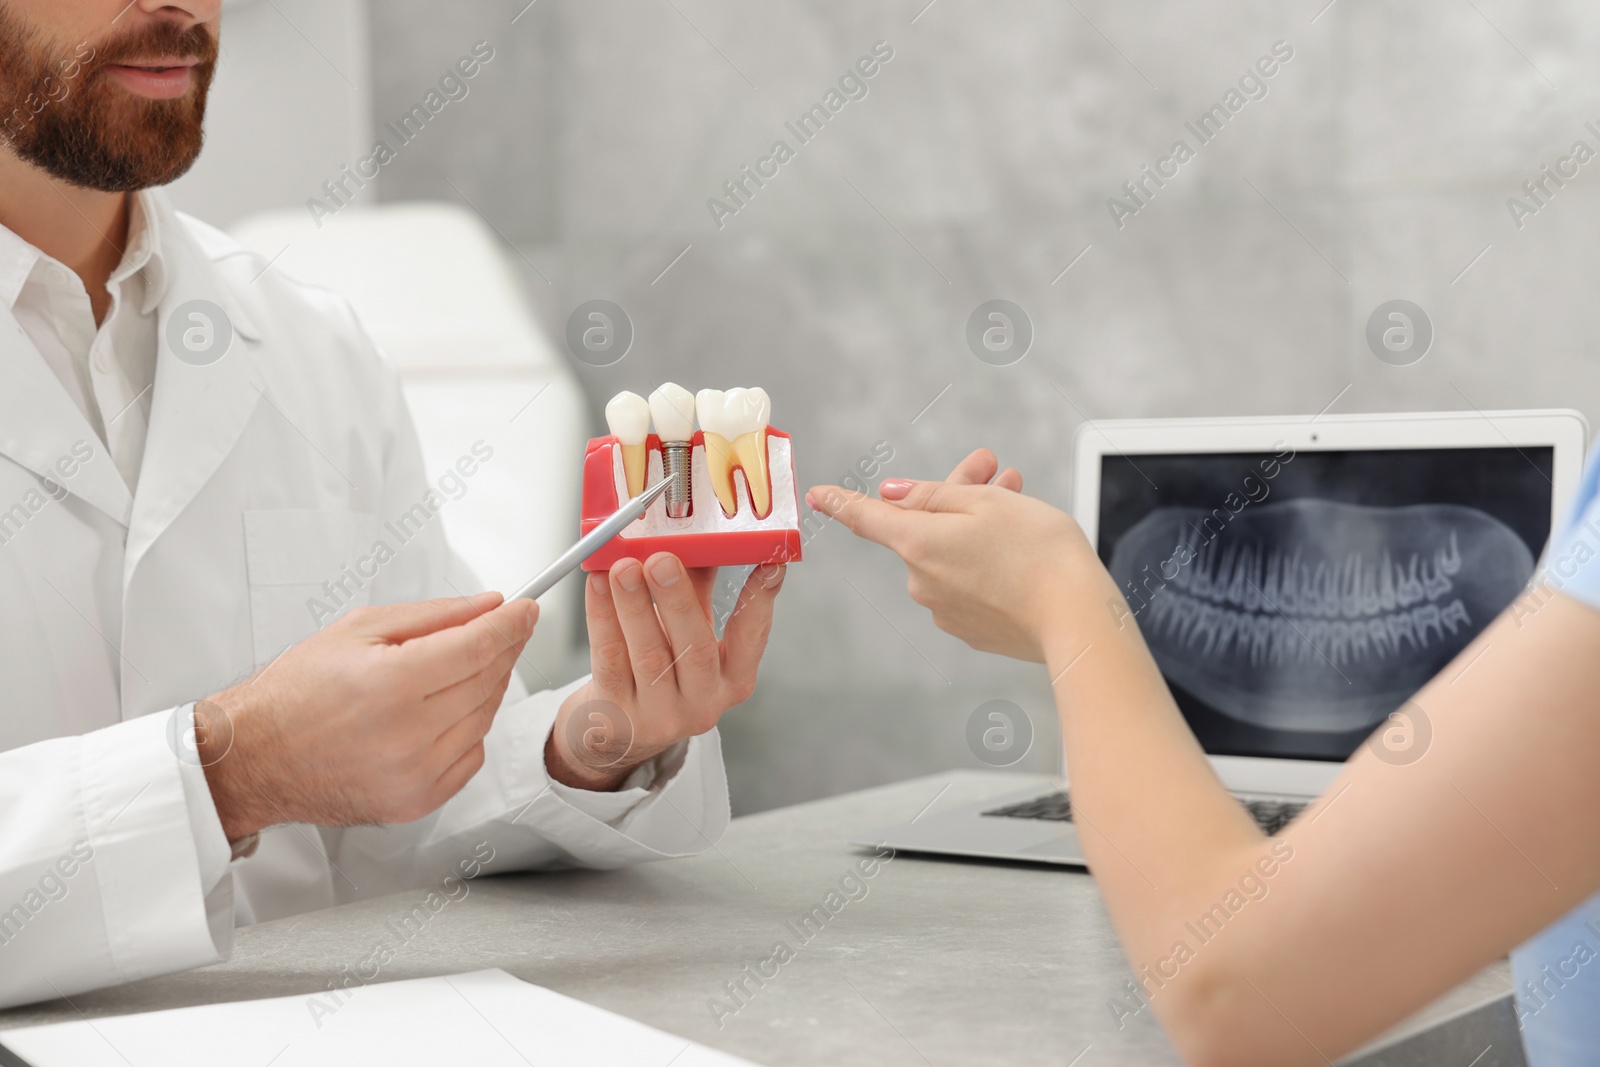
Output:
[174,703,243,944]
[322,673,731,897]
[0,708,228,1010]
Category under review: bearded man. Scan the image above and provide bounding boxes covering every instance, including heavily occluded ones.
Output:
[0,0,784,1009]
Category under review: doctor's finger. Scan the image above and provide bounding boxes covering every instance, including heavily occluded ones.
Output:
[427,741,488,813]
[609,558,680,690]
[421,637,523,734]
[355,592,503,644]
[403,599,536,694]
[429,667,513,771]
[721,563,785,686]
[643,554,721,694]
[688,566,718,615]
[583,572,635,698]
[803,485,915,550]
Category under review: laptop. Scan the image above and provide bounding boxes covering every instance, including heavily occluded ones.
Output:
[856,409,1588,865]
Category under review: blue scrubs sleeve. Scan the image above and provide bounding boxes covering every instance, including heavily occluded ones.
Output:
[1512,445,1600,1066]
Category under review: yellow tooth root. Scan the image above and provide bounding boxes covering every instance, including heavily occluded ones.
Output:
[703,432,741,517]
[619,442,648,498]
[733,429,771,519]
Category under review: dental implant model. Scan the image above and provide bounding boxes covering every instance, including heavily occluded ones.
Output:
[604,390,651,498]
[649,382,696,519]
[583,383,802,572]
[696,387,772,519]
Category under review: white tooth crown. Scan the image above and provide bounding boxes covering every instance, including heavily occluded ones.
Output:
[695,388,732,438]
[649,383,696,442]
[604,391,650,445]
[730,387,771,437]
[605,390,652,498]
[696,386,773,518]
[696,387,769,439]
[739,387,772,433]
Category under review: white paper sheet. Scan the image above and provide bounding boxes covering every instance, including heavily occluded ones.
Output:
[0,969,761,1067]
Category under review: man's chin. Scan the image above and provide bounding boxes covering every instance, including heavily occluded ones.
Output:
[20,75,215,191]
[18,122,208,193]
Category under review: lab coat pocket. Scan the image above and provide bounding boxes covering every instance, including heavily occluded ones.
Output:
[243,509,379,667]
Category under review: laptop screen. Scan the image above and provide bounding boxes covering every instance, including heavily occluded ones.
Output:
[1096,446,1554,762]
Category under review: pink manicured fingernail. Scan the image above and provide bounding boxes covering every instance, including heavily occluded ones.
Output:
[879,479,915,500]
[805,491,820,510]
[589,572,609,597]
[649,556,682,588]
[615,561,644,592]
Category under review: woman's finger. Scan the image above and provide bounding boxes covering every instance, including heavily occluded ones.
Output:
[946,448,1000,486]
[877,479,980,514]
[805,484,917,548]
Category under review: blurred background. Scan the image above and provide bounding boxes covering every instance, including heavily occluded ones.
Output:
[172,0,1600,815]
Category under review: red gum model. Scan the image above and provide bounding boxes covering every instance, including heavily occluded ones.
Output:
[579,429,804,571]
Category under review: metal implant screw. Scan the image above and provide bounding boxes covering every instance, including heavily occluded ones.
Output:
[662,442,692,518]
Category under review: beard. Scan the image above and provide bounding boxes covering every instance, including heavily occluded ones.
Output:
[0,8,218,192]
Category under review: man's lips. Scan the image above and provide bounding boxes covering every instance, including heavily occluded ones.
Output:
[100,57,202,100]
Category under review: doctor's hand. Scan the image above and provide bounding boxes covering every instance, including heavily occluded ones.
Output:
[199,593,537,842]
[808,448,1096,663]
[546,555,785,792]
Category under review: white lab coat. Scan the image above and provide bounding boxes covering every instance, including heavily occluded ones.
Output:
[0,196,728,1009]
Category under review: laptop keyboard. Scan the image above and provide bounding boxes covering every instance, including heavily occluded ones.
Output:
[982,791,1307,837]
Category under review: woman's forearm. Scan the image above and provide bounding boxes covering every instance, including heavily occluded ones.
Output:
[809,461,1600,1065]
[1040,569,1290,1051]
[1041,566,1600,1066]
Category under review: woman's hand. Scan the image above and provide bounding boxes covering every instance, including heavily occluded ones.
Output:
[807,448,1100,662]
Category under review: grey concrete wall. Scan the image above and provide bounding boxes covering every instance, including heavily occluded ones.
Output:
[171,0,372,227]
[370,0,1600,814]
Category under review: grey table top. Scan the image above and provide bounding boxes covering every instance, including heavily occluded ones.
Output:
[0,770,1516,1066]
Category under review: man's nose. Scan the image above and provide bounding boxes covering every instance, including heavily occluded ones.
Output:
[131,0,223,27]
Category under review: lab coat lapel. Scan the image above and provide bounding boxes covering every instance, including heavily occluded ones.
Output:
[0,306,133,526]
[124,208,264,582]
